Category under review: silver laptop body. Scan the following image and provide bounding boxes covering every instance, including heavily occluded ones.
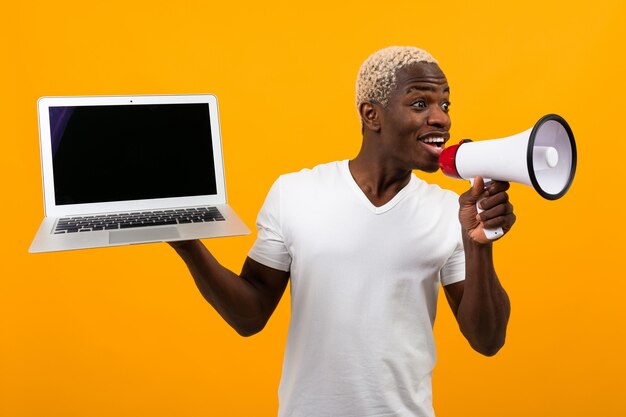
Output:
[30,94,250,253]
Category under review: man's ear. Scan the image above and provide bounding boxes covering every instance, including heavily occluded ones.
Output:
[359,102,381,133]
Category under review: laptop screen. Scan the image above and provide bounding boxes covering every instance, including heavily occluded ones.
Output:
[49,103,218,206]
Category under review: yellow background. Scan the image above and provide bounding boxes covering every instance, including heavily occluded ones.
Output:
[2,0,624,416]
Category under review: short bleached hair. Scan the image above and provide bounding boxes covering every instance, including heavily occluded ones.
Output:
[356,46,438,110]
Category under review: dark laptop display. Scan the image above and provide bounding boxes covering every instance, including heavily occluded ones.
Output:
[50,103,218,205]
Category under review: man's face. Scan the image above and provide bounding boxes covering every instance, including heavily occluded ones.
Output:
[378,62,451,172]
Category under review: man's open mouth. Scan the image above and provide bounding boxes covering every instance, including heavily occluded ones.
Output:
[419,137,446,148]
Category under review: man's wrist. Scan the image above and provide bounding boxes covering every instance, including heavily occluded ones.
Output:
[168,239,202,254]
[462,231,493,253]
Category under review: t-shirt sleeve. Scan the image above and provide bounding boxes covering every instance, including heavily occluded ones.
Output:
[248,178,292,272]
[440,193,466,287]
[440,238,465,286]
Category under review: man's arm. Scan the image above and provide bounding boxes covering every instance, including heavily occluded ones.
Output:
[444,177,515,356]
[169,240,290,337]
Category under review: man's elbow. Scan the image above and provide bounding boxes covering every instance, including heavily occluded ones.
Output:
[231,317,269,337]
[470,335,506,357]
[235,324,264,337]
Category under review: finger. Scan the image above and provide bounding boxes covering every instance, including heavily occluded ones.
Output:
[505,213,517,231]
[479,203,514,223]
[483,213,516,231]
[460,177,487,207]
[485,180,510,195]
[478,192,510,211]
[472,176,485,198]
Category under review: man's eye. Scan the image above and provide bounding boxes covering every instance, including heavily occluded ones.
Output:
[412,100,427,109]
[441,102,451,112]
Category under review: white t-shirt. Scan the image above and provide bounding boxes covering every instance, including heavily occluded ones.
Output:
[248,160,465,417]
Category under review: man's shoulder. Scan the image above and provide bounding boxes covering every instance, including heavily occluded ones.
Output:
[279,160,345,185]
[411,174,460,206]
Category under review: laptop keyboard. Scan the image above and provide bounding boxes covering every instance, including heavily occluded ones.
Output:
[53,207,225,234]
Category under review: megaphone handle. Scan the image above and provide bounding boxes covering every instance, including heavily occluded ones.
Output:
[469,178,504,241]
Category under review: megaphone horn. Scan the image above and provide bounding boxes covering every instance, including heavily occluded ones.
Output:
[439,114,577,239]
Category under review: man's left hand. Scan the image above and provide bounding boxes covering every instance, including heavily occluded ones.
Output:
[458,177,516,244]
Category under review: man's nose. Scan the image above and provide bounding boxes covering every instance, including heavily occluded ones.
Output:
[428,106,450,128]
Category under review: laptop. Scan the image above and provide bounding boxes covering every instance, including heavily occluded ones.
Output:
[29,94,250,253]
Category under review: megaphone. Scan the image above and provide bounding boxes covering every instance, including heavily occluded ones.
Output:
[439,114,577,239]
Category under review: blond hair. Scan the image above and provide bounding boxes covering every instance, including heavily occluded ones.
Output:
[356,46,438,110]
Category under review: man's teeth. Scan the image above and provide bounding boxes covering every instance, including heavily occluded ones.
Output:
[421,137,445,144]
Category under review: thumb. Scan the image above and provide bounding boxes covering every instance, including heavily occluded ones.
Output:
[470,176,485,200]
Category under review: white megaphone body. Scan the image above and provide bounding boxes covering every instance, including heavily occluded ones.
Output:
[439,114,577,240]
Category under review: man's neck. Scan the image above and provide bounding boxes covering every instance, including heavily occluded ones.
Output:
[348,152,413,207]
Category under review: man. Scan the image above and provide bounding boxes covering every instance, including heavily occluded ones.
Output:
[170,46,515,416]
